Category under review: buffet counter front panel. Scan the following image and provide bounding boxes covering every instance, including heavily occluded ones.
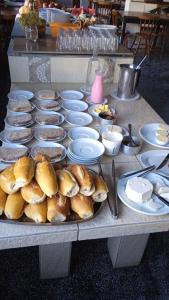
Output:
[8,37,133,83]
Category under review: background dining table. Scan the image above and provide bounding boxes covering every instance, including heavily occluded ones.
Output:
[118,10,169,44]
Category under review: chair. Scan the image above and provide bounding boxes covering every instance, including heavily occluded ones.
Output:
[130,15,159,57]
[95,1,114,24]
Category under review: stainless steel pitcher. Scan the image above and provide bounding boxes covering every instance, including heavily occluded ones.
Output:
[117,64,141,100]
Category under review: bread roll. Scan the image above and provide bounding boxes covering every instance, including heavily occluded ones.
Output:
[56,169,79,197]
[47,193,70,222]
[24,201,47,223]
[70,193,94,219]
[21,179,46,204]
[0,187,7,215]
[35,158,58,197]
[14,156,35,188]
[68,165,95,196]
[92,174,108,202]
[0,165,19,194]
[4,191,25,219]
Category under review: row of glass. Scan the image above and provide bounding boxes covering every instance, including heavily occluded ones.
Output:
[57,29,119,52]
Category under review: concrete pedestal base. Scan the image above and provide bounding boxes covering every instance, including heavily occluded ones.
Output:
[39,242,72,279]
[107,234,149,268]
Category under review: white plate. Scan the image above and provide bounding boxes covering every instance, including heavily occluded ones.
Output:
[67,151,98,165]
[68,127,99,141]
[7,101,35,113]
[69,138,105,159]
[59,90,84,101]
[86,96,108,105]
[8,90,34,101]
[139,150,169,178]
[0,143,29,163]
[30,141,66,163]
[100,125,128,136]
[89,24,117,32]
[33,99,62,112]
[34,90,58,101]
[117,172,169,216]
[62,100,88,112]
[0,127,34,144]
[34,111,64,126]
[34,125,66,142]
[139,123,169,149]
[65,112,93,126]
[5,112,34,127]
[0,162,11,171]
[88,104,116,118]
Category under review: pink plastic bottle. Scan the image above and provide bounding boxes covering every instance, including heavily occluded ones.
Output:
[91,71,104,104]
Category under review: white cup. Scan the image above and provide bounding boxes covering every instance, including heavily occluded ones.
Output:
[102,131,123,156]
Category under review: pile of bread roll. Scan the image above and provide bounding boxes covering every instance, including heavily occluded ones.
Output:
[0,155,108,223]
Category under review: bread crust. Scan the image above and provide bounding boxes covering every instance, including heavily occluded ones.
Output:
[92,174,108,202]
[4,191,25,219]
[70,193,94,219]
[0,165,19,194]
[24,201,47,223]
[13,156,35,188]
[56,169,79,197]
[47,193,70,222]
[0,187,7,215]
[21,179,46,204]
[35,160,58,197]
[67,165,95,196]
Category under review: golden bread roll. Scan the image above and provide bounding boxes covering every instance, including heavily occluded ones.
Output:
[21,179,46,204]
[92,174,108,202]
[35,159,58,197]
[70,193,94,219]
[47,193,70,222]
[13,156,35,188]
[0,187,7,215]
[4,191,25,219]
[67,165,95,196]
[24,201,47,223]
[0,165,19,194]
[56,169,79,197]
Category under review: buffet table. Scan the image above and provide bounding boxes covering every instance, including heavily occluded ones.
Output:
[1,81,169,279]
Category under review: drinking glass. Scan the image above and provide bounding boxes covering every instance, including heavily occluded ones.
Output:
[25,25,38,43]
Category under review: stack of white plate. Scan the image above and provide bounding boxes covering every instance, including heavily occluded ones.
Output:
[67,138,105,165]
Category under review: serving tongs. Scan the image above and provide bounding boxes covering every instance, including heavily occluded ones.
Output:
[120,165,156,179]
[98,160,118,219]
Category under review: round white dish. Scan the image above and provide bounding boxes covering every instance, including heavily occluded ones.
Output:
[68,127,99,141]
[5,112,34,127]
[62,100,88,112]
[86,96,108,105]
[0,127,34,144]
[139,123,169,149]
[69,138,105,159]
[33,99,62,112]
[0,143,29,163]
[34,111,64,126]
[31,141,66,163]
[88,104,116,118]
[65,112,93,126]
[7,101,35,113]
[34,125,66,142]
[59,90,84,101]
[139,150,169,178]
[100,125,128,136]
[8,90,34,101]
[34,90,58,101]
[89,24,117,33]
[117,172,169,215]
[67,151,98,165]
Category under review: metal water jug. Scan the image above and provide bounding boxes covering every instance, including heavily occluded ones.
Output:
[117,64,141,100]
